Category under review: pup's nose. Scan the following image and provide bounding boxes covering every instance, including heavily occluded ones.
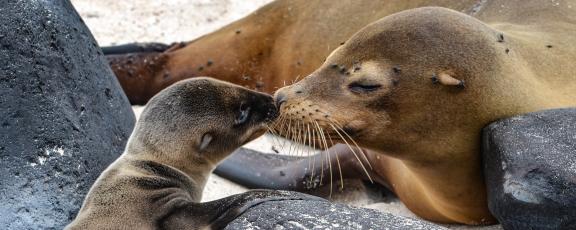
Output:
[275,92,287,109]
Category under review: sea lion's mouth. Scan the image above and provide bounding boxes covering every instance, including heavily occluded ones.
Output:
[243,126,268,144]
[341,125,360,138]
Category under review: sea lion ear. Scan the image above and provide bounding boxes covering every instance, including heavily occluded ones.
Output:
[199,133,213,151]
[432,72,466,89]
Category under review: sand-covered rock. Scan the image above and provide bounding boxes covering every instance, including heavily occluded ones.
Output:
[0,0,135,229]
[225,200,445,230]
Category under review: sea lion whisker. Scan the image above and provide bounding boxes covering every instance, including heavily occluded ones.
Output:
[265,124,283,149]
[275,115,290,149]
[271,116,284,149]
[283,119,294,152]
[327,133,345,190]
[327,119,373,170]
[317,124,334,197]
[292,120,303,156]
[265,124,275,135]
[306,123,317,183]
[291,121,301,156]
[265,121,280,137]
[287,120,299,156]
[293,74,302,84]
[328,123,373,183]
[310,126,317,186]
[307,123,313,157]
[300,121,307,157]
[294,120,303,156]
[312,121,328,188]
[270,113,285,130]
[290,120,299,156]
[295,121,304,157]
[302,122,310,157]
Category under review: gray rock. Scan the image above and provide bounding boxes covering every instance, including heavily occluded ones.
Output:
[0,0,135,229]
[225,200,445,230]
[483,108,576,230]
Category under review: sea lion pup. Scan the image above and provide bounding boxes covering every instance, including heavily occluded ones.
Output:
[66,77,319,229]
[217,5,576,225]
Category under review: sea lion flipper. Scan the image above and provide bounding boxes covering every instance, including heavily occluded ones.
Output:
[215,148,308,190]
[202,190,323,229]
[215,145,379,193]
[159,190,322,229]
[101,42,171,55]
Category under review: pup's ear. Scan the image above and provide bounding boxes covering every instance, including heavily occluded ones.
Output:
[199,133,213,151]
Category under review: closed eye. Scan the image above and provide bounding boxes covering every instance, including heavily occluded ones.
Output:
[348,82,382,93]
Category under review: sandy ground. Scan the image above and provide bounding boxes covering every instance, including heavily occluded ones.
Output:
[72,1,501,229]
[71,0,273,46]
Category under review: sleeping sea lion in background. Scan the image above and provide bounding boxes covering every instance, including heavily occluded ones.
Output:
[66,77,319,229]
[106,0,511,105]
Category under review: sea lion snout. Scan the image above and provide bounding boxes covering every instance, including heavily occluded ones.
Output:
[273,82,307,111]
[274,91,287,109]
[248,92,278,123]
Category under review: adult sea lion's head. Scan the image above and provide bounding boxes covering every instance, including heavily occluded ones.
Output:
[274,7,502,158]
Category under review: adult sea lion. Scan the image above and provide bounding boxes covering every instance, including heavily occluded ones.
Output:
[107,0,519,105]
[66,78,318,229]
[215,2,576,226]
[103,0,576,224]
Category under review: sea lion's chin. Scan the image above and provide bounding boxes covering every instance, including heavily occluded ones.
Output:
[243,126,268,144]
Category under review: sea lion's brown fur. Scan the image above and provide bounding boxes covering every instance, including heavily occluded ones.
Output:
[109,0,515,105]
[107,0,576,225]
[66,78,317,229]
[272,4,576,225]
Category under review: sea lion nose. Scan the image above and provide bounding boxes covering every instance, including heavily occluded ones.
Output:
[262,95,279,121]
[275,92,287,109]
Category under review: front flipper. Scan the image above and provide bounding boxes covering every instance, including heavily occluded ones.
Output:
[101,42,172,55]
[159,190,323,230]
[215,145,380,192]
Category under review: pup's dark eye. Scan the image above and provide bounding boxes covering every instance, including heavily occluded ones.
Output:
[235,102,251,125]
[348,82,382,93]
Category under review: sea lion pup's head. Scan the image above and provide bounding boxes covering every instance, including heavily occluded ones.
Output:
[128,77,277,169]
[274,7,503,158]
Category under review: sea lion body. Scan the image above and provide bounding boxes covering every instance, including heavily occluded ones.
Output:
[268,4,576,225]
[105,0,576,225]
[108,0,503,104]
[66,78,316,229]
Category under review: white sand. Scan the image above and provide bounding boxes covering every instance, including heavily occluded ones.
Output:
[71,0,273,46]
[72,1,501,228]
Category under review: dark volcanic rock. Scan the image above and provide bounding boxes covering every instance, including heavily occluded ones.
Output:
[483,108,576,230]
[0,0,135,229]
[225,200,445,230]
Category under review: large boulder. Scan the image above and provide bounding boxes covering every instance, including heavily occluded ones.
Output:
[483,108,576,229]
[0,0,135,229]
[225,199,445,229]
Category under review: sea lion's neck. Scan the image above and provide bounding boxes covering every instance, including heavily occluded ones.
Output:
[125,139,214,190]
[384,149,494,224]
